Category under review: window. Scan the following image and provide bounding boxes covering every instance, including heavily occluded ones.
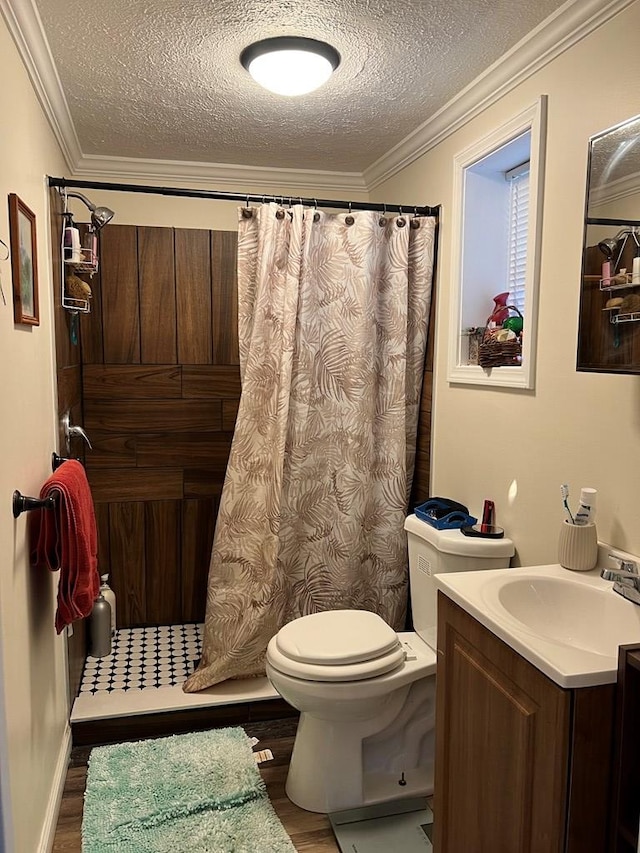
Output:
[447,97,547,389]
[507,164,530,315]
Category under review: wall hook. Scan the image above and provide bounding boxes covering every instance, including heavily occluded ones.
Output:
[52,452,80,471]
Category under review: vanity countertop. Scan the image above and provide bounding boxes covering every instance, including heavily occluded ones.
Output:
[434,559,640,689]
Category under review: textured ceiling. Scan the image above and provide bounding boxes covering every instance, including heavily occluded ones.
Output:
[35,0,569,172]
[590,114,640,187]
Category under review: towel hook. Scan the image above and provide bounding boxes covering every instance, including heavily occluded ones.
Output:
[52,452,81,471]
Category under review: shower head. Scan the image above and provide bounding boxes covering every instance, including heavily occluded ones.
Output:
[597,237,618,258]
[597,228,634,257]
[65,191,115,231]
[91,206,115,230]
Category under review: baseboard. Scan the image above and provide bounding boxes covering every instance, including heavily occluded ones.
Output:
[37,723,72,853]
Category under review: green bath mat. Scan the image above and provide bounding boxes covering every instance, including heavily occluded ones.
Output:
[82,727,296,852]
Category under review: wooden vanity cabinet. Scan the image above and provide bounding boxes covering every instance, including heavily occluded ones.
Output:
[610,645,640,853]
[434,593,616,853]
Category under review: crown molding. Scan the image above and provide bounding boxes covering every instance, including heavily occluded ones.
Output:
[3,0,634,194]
[71,154,369,197]
[364,0,636,190]
[0,0,81,170]
[589,170,640,209]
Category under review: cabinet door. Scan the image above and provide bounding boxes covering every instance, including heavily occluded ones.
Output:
[434,594,571,853]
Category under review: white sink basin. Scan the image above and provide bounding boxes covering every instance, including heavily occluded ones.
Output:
[434,558,640,688]
[490,576,640,658]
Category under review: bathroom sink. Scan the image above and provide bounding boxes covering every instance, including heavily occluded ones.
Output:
[489,576,640,657]
[433,558,640,688]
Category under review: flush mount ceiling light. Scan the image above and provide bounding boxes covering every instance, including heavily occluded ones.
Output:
[240,37,340,97]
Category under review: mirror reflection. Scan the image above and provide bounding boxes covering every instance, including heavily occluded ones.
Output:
[578,114,640,373]
[587,114,640,218]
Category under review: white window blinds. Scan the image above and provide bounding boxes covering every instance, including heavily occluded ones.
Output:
[507,166,529,315]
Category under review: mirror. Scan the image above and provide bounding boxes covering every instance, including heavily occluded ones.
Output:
[577,114,640,373]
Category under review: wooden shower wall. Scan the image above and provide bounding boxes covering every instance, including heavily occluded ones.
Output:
[80,225,239,628]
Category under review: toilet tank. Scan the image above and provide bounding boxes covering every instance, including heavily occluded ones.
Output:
[404,513,514,649]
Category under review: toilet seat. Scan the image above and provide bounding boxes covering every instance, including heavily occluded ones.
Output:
[268,610,406,682]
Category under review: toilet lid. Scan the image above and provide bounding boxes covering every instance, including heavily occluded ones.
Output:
[275,610,399,665]
[267,635,405,682]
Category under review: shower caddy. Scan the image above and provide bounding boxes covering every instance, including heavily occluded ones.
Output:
[59,188,100,314]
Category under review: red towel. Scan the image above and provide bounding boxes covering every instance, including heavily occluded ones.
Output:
[30,460,100,633]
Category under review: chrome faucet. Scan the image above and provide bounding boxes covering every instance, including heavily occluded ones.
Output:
[601,556,640,604]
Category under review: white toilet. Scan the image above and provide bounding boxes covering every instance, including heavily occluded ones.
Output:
[266,513,514,814]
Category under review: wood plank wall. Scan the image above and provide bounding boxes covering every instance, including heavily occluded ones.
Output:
[411,283,436,507]
[578,241,640,372]
[49,187,87,700]
[80,225,239,627]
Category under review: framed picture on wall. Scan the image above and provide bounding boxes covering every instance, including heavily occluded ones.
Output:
[8,193,39,326]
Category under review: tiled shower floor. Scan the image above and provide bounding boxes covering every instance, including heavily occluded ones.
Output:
[79,623,203,694]
[71,623,279,723]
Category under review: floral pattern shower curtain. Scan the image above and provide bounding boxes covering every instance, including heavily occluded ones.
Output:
[184,203,436,691]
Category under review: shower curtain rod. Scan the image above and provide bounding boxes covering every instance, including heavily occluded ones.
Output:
[47,176,439,217]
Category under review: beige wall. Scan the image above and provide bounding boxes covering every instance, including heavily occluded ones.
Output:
[373,1,640,566]
[65,187,371,231]
[3,2,640,847]
[0,15,70,853]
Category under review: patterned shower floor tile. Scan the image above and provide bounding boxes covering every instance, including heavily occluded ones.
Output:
[79,623,202,694]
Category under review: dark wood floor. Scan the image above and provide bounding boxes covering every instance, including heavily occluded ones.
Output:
[52,717,340,852]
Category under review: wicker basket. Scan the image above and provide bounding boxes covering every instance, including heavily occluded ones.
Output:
[478,306,523,369]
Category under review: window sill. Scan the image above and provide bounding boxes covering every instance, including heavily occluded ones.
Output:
[448,362,533,389]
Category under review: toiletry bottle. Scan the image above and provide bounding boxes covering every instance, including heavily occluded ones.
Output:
[632,248,640,285]
[89,593,112,658]
[574,487,597,526]
[63,216,81,263]
[82,227,97,268]
[602,260,612,287]
[100,574,116,637]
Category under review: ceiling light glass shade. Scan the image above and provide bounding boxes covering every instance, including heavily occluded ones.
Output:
[241,37,340,97]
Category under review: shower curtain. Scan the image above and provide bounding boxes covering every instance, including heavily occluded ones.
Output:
[184,203,436,692]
